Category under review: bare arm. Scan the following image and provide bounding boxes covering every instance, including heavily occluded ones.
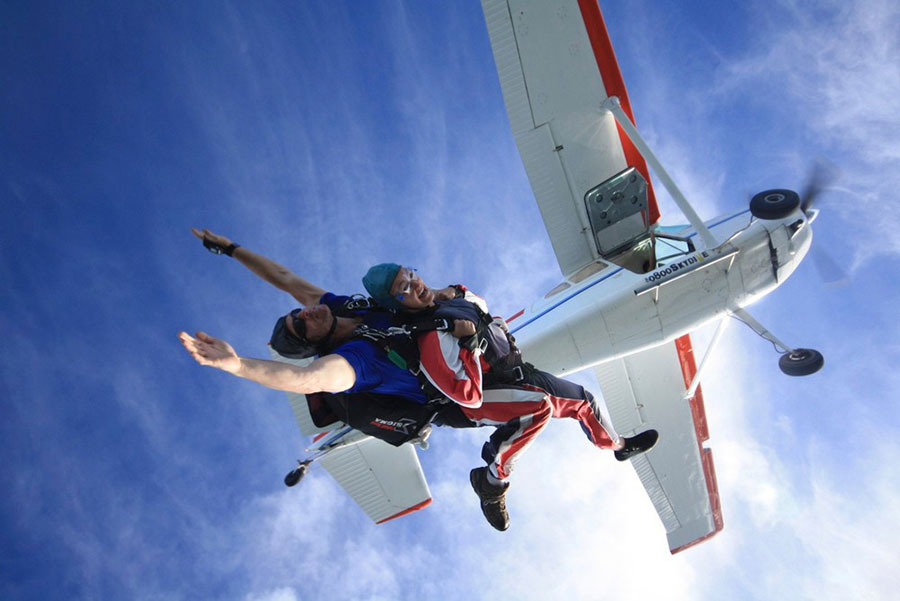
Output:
[178,331,356,393]
[191,228,326,306]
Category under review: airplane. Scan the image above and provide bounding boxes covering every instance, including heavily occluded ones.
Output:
[272,0,825,553]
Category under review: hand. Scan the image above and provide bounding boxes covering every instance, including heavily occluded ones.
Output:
[451,319,476,338]
[179,331,242,374]
[433,286,459,301]
[191,228,233,251]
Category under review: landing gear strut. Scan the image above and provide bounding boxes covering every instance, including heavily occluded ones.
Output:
[778,348,824,377]
[733,309,824,377]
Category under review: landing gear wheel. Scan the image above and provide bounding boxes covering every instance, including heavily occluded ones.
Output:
[750,189,800,220]
[284,463,309,487]
[778,348,824,376]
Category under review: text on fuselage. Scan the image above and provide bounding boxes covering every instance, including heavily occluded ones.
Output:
[643,251,711,283]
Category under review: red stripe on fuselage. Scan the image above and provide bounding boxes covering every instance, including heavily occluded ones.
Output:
[576,0,660,225]
[506,309,525,323]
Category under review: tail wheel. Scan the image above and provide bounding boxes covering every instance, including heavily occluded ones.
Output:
[778,348,824,376]
[750,189,800,220]
[284,463,309,487]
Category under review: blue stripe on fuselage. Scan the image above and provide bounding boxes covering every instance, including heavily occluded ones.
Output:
[509,209,751,334]
[509,266,624,334]
[687,209,751,239]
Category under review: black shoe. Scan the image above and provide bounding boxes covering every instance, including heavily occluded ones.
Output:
[469,467,510,531]
[615,429,659,462]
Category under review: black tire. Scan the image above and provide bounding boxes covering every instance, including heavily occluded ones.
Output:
[778,348,824,376]
[284,464,308,487]
[750,189,801,220]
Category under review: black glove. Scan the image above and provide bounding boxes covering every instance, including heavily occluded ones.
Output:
[203,238,240,256]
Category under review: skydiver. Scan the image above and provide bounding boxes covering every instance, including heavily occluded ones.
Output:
[181,229,474,440]
[181,230,655,531]
[362,263,660,531]
[181,230,585,525]
[182,229,552,458]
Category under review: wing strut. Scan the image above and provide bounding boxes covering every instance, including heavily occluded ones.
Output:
[602,97,718,249]
[683,317,730,401]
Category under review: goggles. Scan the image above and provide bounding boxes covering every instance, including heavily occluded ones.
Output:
[394,268,420,301]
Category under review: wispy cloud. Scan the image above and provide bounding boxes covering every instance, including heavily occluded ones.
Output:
[714,0,900,266]
[6,2,899,599]
[227,3,900,598]
[245,588,299,601]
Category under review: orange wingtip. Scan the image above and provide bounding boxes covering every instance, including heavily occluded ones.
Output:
[375,498,433,524]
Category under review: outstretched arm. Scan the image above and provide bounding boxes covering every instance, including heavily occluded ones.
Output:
[178,331,356,394]
[191,228,326,306]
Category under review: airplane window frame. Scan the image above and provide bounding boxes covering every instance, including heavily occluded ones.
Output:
[654,233,695,264]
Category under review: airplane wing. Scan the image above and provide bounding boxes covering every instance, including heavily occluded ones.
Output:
[269,350,433,523]
[481,1,721,550]
[593,335,723,553]
[481,0,660,278]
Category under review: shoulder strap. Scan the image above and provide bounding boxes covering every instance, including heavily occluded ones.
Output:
[332,294,385,317]
[351,324,452,403]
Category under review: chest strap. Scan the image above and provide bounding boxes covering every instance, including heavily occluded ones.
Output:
[353,322,454,403]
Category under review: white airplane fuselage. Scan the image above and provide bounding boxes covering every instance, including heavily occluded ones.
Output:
[509,208,813,375]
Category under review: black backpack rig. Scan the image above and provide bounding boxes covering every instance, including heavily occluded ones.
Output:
[304,296,473,447]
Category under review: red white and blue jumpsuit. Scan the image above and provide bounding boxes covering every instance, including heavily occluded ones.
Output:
[414,288,621,482]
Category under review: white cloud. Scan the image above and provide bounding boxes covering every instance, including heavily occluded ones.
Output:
[10,2,900,600]
[715,0,900,264]
[245,588,299,601]
[790,440,900,600]
[734,0,900,159]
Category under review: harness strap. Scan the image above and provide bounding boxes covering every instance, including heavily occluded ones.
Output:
[463,301,524,373]
[483,362,536,386]
[332,295,385,317]
[352,323,454,404]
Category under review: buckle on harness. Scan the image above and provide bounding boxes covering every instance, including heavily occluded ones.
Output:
[511,365,524,382]
[405,318,451,334]
[477,337,489,354]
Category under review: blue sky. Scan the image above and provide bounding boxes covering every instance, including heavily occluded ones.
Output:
[2,0,899,599]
